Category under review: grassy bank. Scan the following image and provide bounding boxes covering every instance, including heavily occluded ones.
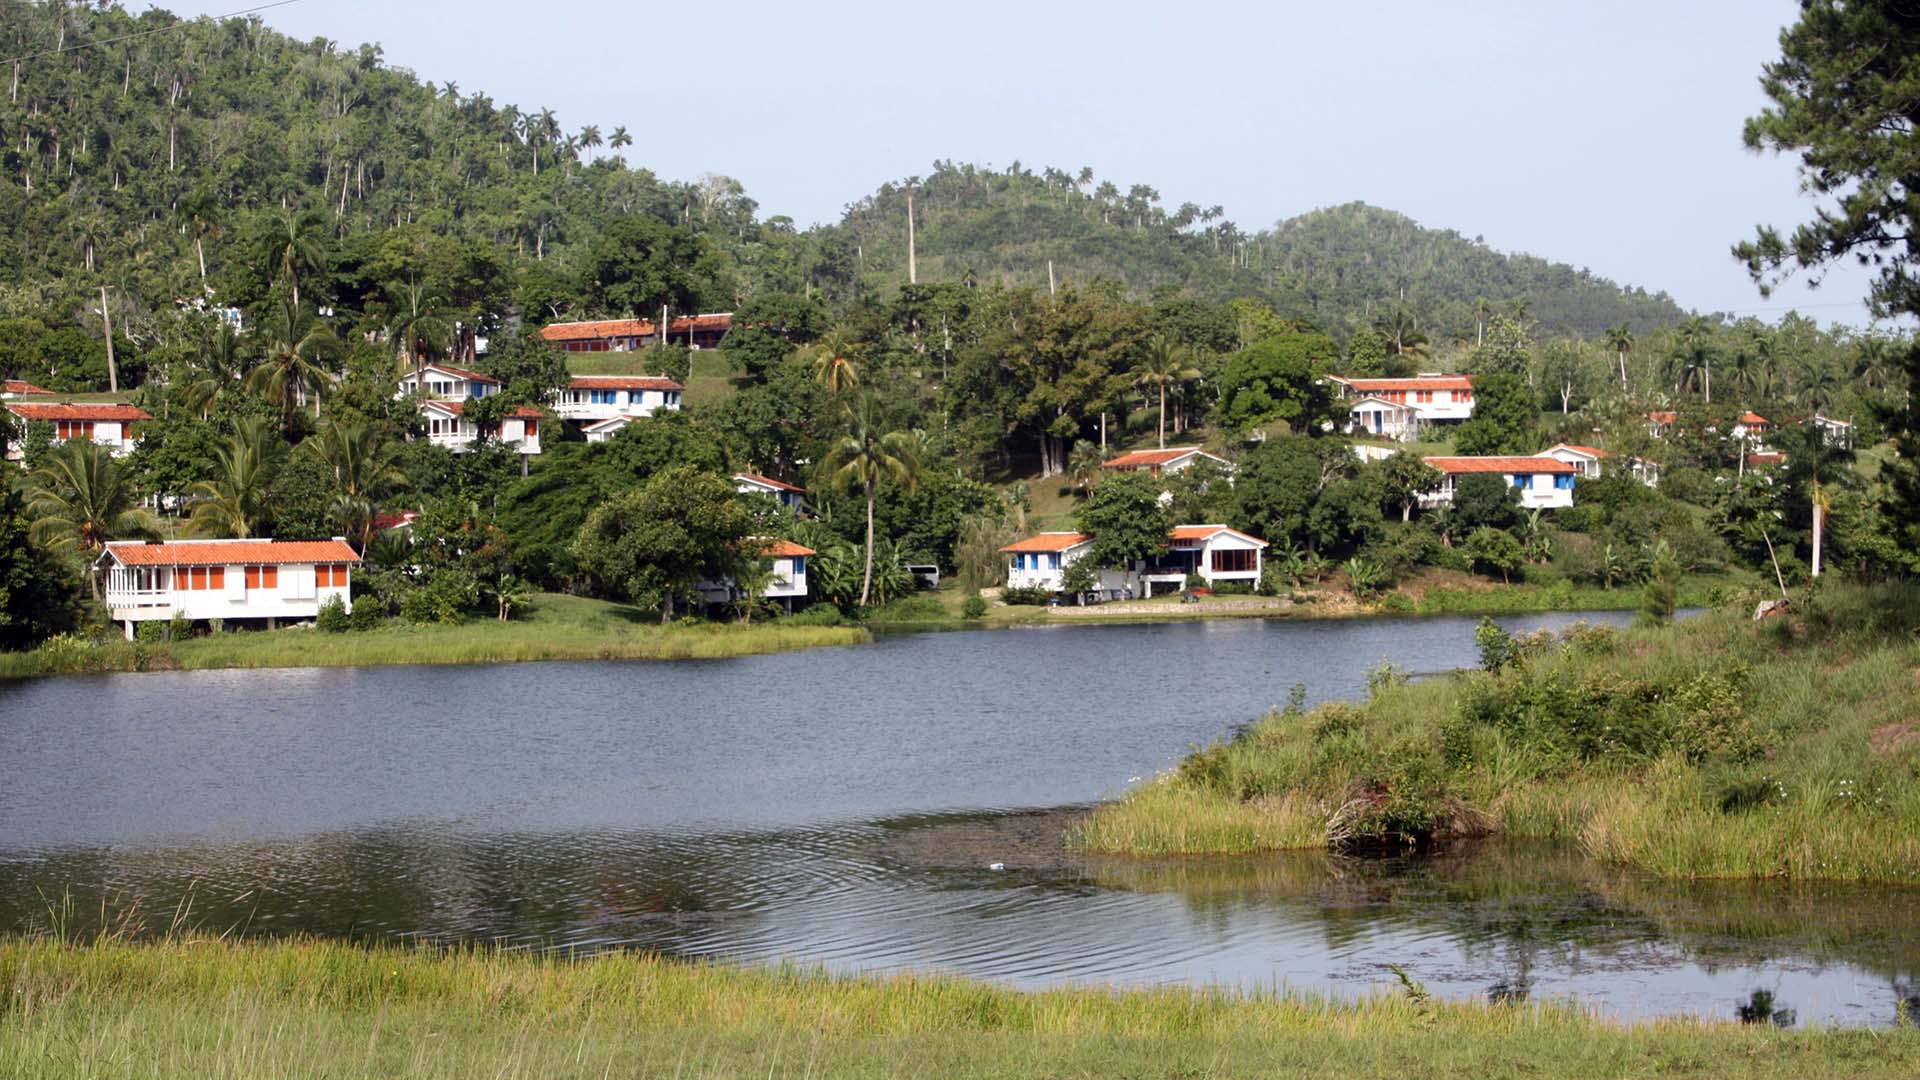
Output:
[0,592,867,678]
[3,936,1915,1079]
[1077,581,1920,883]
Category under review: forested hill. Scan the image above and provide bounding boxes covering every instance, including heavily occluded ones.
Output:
[0,0,1684,346]
[832,173,1689,341]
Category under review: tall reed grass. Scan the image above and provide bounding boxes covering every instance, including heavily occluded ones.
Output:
[1081,581,1920,883]
[3,934,1913,1079]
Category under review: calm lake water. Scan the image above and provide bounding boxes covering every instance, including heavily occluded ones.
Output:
[1,611,1913,1027]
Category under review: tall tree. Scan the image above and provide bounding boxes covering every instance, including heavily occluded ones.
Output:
[1135,335,1201,449]
[186,418,286,539]
[820,394,922,607]
[571,466,757,623]
[247,302,346,437]
[301,419,407,549]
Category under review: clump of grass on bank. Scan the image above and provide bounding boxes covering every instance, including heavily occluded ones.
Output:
[0,592,867,678]
[1080,581,1920,883]
[2,935,1915,1079]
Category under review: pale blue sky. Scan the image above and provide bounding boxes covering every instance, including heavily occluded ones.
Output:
[157,0,1875,325]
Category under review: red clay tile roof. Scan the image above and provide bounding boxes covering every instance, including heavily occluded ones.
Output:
[1647,411,1677,424]
[539,314,733,342]
[1543,443,1608,458]
[735,471,805,493]
[1739,411,1770,425]
[105,539,361,567]
[1169,524,1269,546]
[416,363,498,384]
[1333,375,1474,391]
[1000,532,1091,553]
[5,403,151,421]
[567,375,685,391]
[1425,456,1577,474]
[3,379,51,395]
[418,400,542,418]
[1102,446,1221,469]
[371,510,418,530]
[760,539,815,557]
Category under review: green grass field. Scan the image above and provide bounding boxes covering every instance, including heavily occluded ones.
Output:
[3,935,1914,1079]
[1077,580,1920,884]
[0,592,867,678]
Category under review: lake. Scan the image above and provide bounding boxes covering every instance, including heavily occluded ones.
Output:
[2,610,1912,1027]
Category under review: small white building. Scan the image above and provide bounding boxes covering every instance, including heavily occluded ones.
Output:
[1733,411,1771,448]
[735,472,807,515]
[1330,374,1475,436]
[97,538,361,639]
[4,402,150,460]
[1537,443,1607,480]
[397,363,501,403]
[417,400,543,455]
[1000,532,1134,601]
[1422,456,1577,510]
[696,538,815,611]
[554,376,684,425]
[1101,446,1233,477]
[1139,524,1268,596]
[1345,394,1424,441]
[1812,414,1853,449]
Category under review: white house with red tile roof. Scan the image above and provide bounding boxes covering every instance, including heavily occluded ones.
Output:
[1100,446,1232,476]
[1812,414,1853,449]
[417,400,542,455]
[396,363,500,402]
[1733,411,1771,447]
[1000,532,1138,601]
[1139,525,1268,595]
[539,313,732,352]
[1331,374,1475,437]
[734,472,806,514]
[2,378,51,397]
[4,402,150,459]
[696,538,816,611]
[554,375,683,425]
[95,538,361,638]
[1537,443,1608,480]
[1422,456,1576,510]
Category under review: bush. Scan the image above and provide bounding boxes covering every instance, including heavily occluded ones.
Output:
[1554,505,1603,534]
[134,620,167,644]
[348,602,385,631]
[316,595,350,633]
[962,595,987,619]
[1211,581,1254,596]
[866,594,947,622]
[779,603,851,627]
[1423,543,1472,573]
[999,586,1051,606]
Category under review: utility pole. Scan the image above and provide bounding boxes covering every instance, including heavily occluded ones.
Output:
[1047,260,1056,296]
[100,286,118,394]
[906,192,917,285]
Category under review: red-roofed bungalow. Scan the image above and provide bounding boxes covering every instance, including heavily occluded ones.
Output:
[1100,446,1231,477]
[1423,456,1577,510]
[4,402,151,459]
[96,538,362,638]
[539,313,732,353]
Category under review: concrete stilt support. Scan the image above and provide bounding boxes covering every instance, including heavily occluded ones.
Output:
[123,619,135,641]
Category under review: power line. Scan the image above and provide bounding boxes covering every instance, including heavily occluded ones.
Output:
[2,1,303,67]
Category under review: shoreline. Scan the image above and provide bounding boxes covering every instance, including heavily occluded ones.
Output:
[1073,581,1920,885]
[4,934,1914,1078]
[0,576,1728,679]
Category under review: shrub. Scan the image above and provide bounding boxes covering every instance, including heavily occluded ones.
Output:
[134,620,167,644]
[999,586,1051,606]
[347,602,385,631]
[1211,581,1254,596]
[316,595,350,633]
[1423,543,1472,573]
[1475,617,1516,671]
[866,594,947,622]
[962,595,987,619]
[1554,504,1603,533]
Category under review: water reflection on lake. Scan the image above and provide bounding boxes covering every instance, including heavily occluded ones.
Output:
[3,609,1907,1026]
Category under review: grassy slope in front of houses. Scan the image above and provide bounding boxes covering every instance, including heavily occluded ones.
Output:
[0,592,866,678]
[1075,581,1920,884]
[3,935,1915,1080]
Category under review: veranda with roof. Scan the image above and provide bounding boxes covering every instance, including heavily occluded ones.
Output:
[96,538,362,639]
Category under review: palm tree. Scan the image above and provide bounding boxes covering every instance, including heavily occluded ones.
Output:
[1671,316,1716,403]
[575,124,602,163]
[1603,323,1634,389]
[175,188,222,285]
[821,394,922,608]
[186,418,286,539]
[22,440,160,597]
[385,278,452,375]
[263,207,327,311]
[1067,440,1105,496]
[248,302,345,436]
[181,321,246,419]
[1135,335,1201,449]
[811,331,860,393]
[301,419,407,549]
[608,125,633,153]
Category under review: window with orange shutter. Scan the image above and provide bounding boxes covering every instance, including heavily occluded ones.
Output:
[263,565,278,588]
[189,567,206,590]
[208,567,224,589]
[245,566,260,589]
